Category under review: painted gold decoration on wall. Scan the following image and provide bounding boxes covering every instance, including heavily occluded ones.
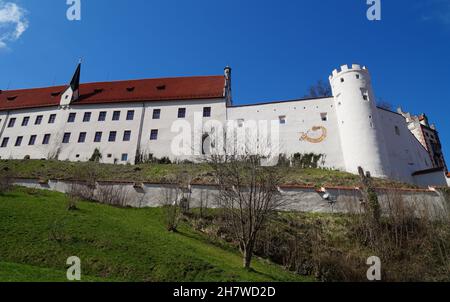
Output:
[300,126,328,144]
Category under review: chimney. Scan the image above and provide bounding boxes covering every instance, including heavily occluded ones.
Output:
[224,66,232,106]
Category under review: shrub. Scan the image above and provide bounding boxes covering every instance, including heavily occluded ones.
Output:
[0,167,13,194]
[89,148,102,163]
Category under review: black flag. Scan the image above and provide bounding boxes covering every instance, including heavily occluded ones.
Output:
[70,62,81,101]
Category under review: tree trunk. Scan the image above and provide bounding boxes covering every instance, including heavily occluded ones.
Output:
[242,243,254,269]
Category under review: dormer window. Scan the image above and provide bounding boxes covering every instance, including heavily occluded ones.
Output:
[157,85,166,90]
[7,96,17,101]
[126,87,135,92]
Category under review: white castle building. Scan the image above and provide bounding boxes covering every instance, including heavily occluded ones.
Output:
[0,63,448,187]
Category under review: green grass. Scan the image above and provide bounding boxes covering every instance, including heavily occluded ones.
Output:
[0,159,415,188]
[0,187,310,282]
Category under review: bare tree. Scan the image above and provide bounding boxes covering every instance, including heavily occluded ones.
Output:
[306,80,332,98]
[207,153,287,269]
[377,99,394,111]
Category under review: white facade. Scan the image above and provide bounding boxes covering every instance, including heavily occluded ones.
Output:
[0,64,448,187]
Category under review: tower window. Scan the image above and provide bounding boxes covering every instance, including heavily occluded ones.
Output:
[395,126,400,136]
[340,78,344,83]
[279,116,287,125]
[356,74,360,79]
[321,113,328,121]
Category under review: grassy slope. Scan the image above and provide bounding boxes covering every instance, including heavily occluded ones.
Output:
[0,187,309,282]
[0,159,415,188]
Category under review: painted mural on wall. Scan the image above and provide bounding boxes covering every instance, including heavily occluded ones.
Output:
[300,126,328,144]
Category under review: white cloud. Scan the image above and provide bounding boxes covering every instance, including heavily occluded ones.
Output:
[0,1,28,49]
[419,0,450,27]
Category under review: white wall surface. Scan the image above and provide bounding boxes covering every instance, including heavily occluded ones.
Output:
[378,108,433,184]
[227,98,346,170]
[0,98,227,163]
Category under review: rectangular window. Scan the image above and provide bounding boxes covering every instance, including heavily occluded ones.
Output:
[68,113,76,123]
[121,153,128,162]
[22,117,30,126]
[321,113,328,121]
[48,114,56,124]
[8,118,16,128]
[35,115,43,125]
[15,136,23,147]
[203,107,211,118]
[112,111,121,121]
[150,129,159,141]
[109,131,117,142]
[62,133,71,144]
[29,135,37,146]
[1,137,9,148]
[94,132,103,143]
[279,116,287,125]
[178,108,186,118]
[126,110,135,121]
[78,132,87,143]
[98,111,107,121]
[153,109,161,120]
[83,112,92,122]
[123,130,131,142]
[42,134,51,145]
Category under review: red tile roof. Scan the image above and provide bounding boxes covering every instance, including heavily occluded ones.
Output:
[0,76,225,111]
[447,172,450,178]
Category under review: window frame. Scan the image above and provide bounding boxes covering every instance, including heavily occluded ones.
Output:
[67,113,76,123]
[78,132,87,143]
[62,132,71,144]
[178,108,186,119]
[150,129,159,141]
[22,117,30,127]
[108,131,117,142]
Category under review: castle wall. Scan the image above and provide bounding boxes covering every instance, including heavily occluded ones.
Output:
[227,98,346,170]
[0,98,227,163]
[378,108,432,184]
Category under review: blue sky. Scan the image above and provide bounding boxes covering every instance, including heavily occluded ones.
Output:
[0,0,449,153]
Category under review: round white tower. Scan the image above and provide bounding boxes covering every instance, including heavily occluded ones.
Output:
[329,64,389,177]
